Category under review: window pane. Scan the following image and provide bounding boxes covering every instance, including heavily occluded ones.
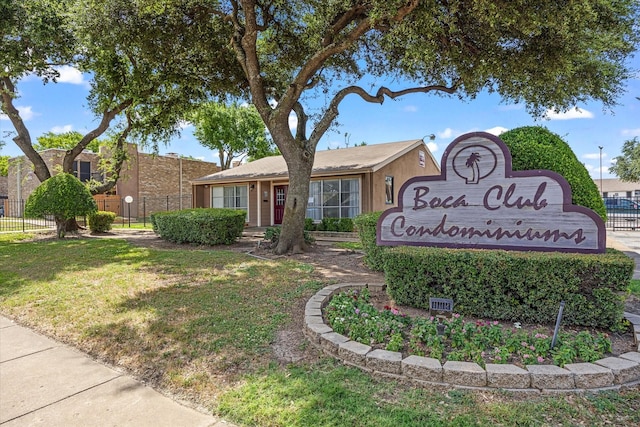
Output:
[79,161,91,182]
[324,207,339,218]
[306,207,321,221]
[212,187,224,208]
[236,186,248,209]
[342,207,359,218]
[323,180,340,206]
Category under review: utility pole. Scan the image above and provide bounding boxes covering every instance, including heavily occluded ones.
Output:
[598,146,604,197]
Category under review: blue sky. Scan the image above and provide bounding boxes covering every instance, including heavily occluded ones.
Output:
[1,57,639,180]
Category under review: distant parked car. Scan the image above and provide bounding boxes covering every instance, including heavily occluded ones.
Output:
[604,197,640,212]
[604,197,640,229]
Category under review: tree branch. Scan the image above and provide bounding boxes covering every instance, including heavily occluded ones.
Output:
[90,112,133,195]
[1,77,51,182]
[309,81,459,145]
[62,98,134,173]
[292,101,307,141]
[283,1,419,113]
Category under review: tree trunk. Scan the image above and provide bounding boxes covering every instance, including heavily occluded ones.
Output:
[1,77,51,183]
[55,218,67,239]
[273,134,315,255]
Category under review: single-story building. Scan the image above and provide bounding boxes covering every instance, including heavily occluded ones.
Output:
[191,139,441,227]
[596,178,640,199]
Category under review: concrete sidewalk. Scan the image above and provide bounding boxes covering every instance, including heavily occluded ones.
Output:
[0,316,231,427]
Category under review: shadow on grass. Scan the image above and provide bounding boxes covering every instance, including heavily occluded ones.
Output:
[217,358,640,427]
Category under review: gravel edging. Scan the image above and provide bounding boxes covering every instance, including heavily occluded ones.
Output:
[304,283,640,393]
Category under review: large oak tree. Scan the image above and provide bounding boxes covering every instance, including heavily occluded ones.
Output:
[1,0,232,194]
[7,1,640,254]
[100,0,637,254]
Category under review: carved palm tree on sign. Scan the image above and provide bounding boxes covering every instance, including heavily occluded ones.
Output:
[465,152,482,184]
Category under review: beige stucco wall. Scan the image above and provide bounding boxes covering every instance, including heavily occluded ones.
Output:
[372,145,440,212]
[597,178,640,198]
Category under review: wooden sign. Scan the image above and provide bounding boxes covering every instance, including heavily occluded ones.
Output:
[377,132,605,253]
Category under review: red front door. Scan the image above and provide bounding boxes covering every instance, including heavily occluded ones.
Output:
[274,185,288,224]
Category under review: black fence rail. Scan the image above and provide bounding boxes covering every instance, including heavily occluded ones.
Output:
[603,196,640,230]
[0,196,193,232]
[0,199,89,233]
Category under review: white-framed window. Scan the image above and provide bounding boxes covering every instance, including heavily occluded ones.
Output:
[211,185,248,219]
[306,178,360,221]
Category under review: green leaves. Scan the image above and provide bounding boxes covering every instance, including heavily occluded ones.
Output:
[192,102,276,169]
[24,173,98,237]
[501,126,607,221]
[609,137,640,182]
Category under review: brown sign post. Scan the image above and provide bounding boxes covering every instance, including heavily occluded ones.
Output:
[377,132,605,253]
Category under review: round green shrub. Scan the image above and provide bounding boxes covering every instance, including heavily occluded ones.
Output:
[25,173,97,238]
[499,126,606,220]
[88,211,117,233]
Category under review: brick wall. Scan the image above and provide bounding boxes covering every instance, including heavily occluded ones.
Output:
[7,150,98,202]
[124,152,219,218]
[6,147,219,218]
[0,175,7,197]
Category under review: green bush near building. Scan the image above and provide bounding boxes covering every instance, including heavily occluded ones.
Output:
[354,211,386,271]
[88,211,117,233]
[151,208,245,245]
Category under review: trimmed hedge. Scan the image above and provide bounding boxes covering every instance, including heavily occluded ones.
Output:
[382,246,633,330]
[151,208,246,245]
[307,217,355,232]
[88,211,116,233]
[354,211,386,271]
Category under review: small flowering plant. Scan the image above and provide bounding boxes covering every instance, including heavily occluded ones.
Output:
[325,288,411,349]
[325,290,612,368]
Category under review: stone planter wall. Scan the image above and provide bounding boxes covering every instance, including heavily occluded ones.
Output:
[304,283,640,393]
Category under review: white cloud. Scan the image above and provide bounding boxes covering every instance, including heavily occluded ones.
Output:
[484,126,508,136]
[288,112,298,131]
[426,141,438,153]
[438,128,456,139]
[498,104,524,111]
[0,105,36,121]
[51,124,73,133]
[403,105,418,112]
[176,120,192,130]
[583,152,607,160]
[54,65,88,86]
[544,107,594,120]
[621,128,640,137]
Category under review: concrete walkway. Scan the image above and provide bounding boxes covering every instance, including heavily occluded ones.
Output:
[0,316,232,427]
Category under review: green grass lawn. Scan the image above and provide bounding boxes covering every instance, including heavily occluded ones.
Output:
[630,279,640,298]
[1,235,639,426]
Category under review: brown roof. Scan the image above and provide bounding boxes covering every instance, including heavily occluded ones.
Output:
[193,139,435,183]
